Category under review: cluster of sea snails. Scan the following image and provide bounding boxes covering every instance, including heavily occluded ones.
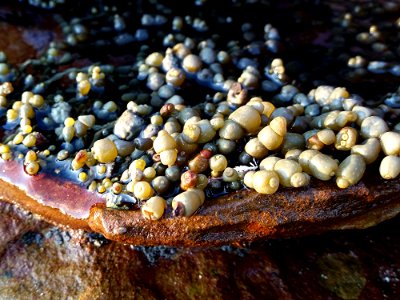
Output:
[2,0,400,221]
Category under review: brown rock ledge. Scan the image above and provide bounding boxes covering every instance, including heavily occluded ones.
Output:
[1,166,400,247]
[88,175,400,247]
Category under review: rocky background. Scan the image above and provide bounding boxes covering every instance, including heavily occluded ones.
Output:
[1,200,399,299]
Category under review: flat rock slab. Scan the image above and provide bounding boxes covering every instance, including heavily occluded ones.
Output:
[88,174,400,246]
[2,166,399,247]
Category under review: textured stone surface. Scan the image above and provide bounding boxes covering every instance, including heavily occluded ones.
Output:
[0,6,58,64]
[1,168,399,247]
[1,200,399,299]
[88,173,400,246]
[0,5,399,297]
[0,0,399,248]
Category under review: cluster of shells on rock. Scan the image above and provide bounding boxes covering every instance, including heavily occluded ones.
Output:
[1,0,400,220]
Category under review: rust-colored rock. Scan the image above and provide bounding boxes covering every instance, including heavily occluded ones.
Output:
[87,174,400,246]
[0,7,58,64]
[1,200,399,299]
[1,160,400,247]
[0,1,398,248]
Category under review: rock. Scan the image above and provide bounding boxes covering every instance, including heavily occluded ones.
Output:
[317,253,366,299]
[1,200,399,299]
[87,172,400,246]
[1,157,399,247]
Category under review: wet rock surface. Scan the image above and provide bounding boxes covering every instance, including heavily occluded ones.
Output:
[0,2,399,298]
[0,0,399,248]
[1,164,399,247]
[1,200,399,299]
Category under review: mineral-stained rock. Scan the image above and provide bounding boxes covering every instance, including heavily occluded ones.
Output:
[317,253,367,299]
[1,0,399,249]
[87,173,400,247]
[1,160,400,247]
[0,11,57,64]
[1,200,399,300]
